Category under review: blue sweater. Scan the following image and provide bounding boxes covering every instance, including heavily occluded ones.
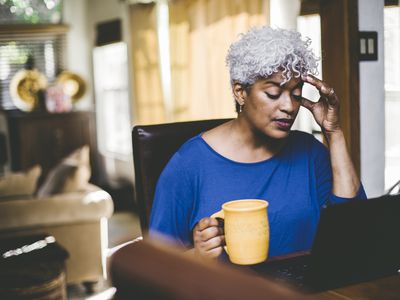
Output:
[149,130,366,257]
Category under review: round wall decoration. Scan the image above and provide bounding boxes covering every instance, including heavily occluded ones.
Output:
[9,69,48,112]
[56,71,86,103]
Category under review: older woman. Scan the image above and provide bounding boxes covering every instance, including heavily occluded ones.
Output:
[149,26,366,259]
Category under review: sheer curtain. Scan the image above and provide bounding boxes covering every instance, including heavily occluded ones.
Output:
[130,0,269,125]
[130,3,165,124]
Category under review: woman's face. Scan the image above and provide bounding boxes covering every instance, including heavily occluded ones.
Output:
[237,72,303,139]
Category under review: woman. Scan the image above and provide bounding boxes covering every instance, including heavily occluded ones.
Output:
[149,26,366,259]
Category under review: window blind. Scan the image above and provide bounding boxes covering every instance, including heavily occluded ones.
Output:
[0,27,66,110]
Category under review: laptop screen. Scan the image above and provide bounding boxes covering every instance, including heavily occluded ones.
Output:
[308,194,400,287]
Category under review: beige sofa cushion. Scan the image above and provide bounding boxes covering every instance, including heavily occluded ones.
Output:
[37,146,91,198]
[0,184,114,231]
[0,165,42,198]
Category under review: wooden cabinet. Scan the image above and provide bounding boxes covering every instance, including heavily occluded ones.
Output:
[1,110,100,184]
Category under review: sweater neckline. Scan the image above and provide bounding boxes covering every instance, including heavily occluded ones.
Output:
[196,133,291,166]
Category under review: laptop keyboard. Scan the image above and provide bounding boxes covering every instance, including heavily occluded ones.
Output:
[250,255,311,289]
[275,262,308,282]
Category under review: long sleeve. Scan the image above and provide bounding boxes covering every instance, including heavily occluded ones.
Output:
[313,138,367,207]
[149,152,194,247]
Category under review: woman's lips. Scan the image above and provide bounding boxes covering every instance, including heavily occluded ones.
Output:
[274,119,293,131]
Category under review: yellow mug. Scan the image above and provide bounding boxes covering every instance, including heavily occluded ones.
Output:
[211,199,269,265]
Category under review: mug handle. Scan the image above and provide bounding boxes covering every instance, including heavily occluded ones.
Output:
[211,210,228,254]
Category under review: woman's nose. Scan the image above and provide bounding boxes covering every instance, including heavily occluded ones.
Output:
[279,93,296,113]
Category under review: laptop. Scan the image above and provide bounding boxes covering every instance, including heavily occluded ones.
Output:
[249,194,400,293]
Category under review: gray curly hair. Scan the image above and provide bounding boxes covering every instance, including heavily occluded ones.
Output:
[226,26,319,87]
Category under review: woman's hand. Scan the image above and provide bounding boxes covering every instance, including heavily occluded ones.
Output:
[301,75,360,197]
[300,74,341,134]
[193,217,225,259]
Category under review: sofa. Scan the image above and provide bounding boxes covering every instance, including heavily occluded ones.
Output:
[0,183,114,285]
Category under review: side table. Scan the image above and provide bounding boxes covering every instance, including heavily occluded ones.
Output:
[0,234,69,299]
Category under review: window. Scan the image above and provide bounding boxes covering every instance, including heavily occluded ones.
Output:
[295,14,323,142]
[384,6,400,190]
[0,28,66,109]
[93,42,132,159]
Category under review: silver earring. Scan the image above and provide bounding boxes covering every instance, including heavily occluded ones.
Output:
[239,104,244,113]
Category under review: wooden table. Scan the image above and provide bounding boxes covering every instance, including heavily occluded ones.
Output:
[252,252,400,300]
[319,275,400,300]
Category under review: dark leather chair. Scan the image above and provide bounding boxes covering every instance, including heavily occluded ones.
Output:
[132,119,231,233]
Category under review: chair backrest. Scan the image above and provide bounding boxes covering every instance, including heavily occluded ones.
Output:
[132,119,231,232]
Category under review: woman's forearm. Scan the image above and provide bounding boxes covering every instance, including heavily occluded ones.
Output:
[325,129,360,197]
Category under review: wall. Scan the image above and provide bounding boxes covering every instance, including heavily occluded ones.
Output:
[358,0,385,197]
[63,0,135,183]
[63,0,92,110]
[86,0,135,182]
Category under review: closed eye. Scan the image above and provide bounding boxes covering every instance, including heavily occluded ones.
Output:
[265,92,280,100]
[292,94,302,101]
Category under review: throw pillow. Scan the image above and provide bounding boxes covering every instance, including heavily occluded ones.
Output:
[0,165,42,198]
[37,145,91,197]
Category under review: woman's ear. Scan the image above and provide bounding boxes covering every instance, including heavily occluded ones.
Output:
[233,82,247,106]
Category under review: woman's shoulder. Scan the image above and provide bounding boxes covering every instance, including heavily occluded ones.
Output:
[175,122,232,165]
[170,134,210,166]
[159,134,204,178]
[177,133,206,154]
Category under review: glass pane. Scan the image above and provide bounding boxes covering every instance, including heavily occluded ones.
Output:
[93,42,132,158]
[295,14,323,141]
[0,0,62,24]
[384,6,400,191]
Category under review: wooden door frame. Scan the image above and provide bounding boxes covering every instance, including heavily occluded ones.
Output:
[319,0,361,176]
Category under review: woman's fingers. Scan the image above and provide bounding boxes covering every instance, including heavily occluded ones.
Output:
[206,246,224,257]
[194,217,222,241]
[196,217,219,231]
[193,220,225,258]
[303,74,330,93]
[302,74,339,106]
[300,97,315,111]
[198,225,223,242]
[201,235,225,252]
